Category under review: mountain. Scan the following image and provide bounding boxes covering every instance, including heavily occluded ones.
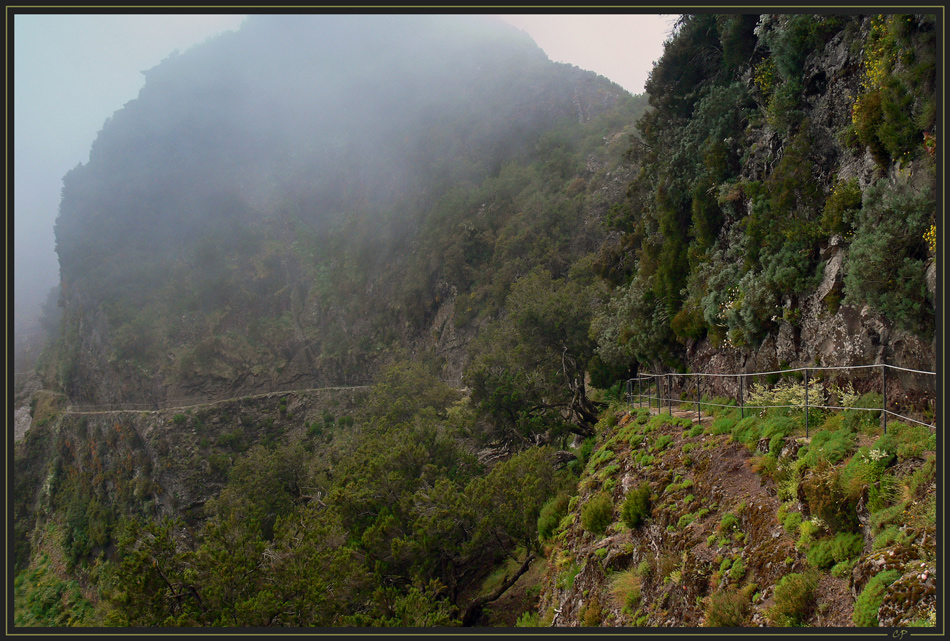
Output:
[46,13,642,406]
[15,12,937,630]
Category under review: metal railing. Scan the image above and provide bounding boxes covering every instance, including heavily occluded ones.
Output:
[63,383,373,415]
[626,363,936,436]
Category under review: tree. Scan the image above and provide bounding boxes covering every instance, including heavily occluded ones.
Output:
[466,268,599,440]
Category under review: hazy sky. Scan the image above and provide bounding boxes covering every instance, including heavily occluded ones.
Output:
[12,12,672,332]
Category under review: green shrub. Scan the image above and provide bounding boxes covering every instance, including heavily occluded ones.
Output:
[853,570,901,627]
[886,421,932,459]
[711,417,737,435]
[799,460,858,532]
[872,525,901,550]
[678,508,709,529]
[821,178,862,236]
[781,510,803,535]
[766,571,819,626]
[759,416,798,449]
[843,178,933,336]
[609,570,642,611]
[719,512,739,533]
[731,416,761,447]
[704,584,753,627]
[621,483,651,529]
[730,556,746,581]
[830,531,864,563]
[578,436,596,463]
[806,538,835,569]
[172,413,187,425]
[799,427,856,467]
[538,494,570,541]
[581,492,614,536]
[587,447,616,472]
[515,611,540,627]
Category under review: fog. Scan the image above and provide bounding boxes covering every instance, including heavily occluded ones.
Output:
[12,14,246,354]
[12,13,668,364]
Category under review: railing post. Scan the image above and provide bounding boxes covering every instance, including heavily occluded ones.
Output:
[696,375,701,424]
[805,368,808,438]
[882,362,887,435]
[638,377,642,409]
[739,374,744,419]
[668,374,672,415]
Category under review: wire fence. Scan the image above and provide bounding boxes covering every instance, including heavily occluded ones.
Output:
[626,362,936,436]
[63,383,374,415]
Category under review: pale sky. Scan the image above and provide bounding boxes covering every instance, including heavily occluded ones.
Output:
[11,12,672,331]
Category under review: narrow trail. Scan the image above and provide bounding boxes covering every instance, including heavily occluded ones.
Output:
[60,385,373,416]
[631,400,715,425]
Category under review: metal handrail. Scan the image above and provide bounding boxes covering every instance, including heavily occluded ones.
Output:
[626,363,936,434]
[63,383,374,415]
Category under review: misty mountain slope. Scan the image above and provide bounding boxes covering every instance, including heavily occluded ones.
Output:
[16,12,938,630]
[48,14,646,404]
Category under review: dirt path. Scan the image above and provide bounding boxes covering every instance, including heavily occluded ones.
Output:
[61,385,372,416]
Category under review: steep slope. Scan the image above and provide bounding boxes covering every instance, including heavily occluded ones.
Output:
[46,14,643,405]
[591,14,937,392]
[535,402,936,628]
[15,11,938,630]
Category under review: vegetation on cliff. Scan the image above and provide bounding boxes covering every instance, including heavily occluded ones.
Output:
[531,384,935,627]
[16,12,937,629]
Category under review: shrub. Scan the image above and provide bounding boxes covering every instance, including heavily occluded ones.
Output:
[587,448,616,471]
[578,436,596,464]
[830,531,864,563]
[719,512,739,533]
[887,421,932,459]
[799,427,856,468]
[766,571,819,626]
[711,416,737,435]
[581,596,603,626]
[806,538,835,569]
[621,483,651,529]
[843,179,933,336]
[538,494,570,541]
[853,570,901,627]
[730,556,746,581]
[781,510,802,535]
[609,570,642,611]
[515,611,540,627]
[581,492,614,536]
[744,378,820,418]
[799,460,858,532]
[651,435,673,452]
[821,178,862,236]
[730,416,762,447]
[172,413,187,425]
[704,585,753,627]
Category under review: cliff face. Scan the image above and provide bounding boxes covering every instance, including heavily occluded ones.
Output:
[46,14,639,406]
[590,14,936,398]
[682,16,937,395]
[535,14,938,630]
